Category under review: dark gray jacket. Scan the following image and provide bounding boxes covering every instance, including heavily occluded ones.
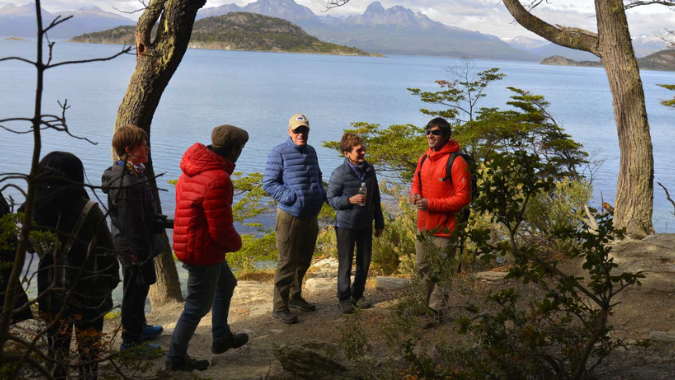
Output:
[327,159,385,230]
[102,163,166,285]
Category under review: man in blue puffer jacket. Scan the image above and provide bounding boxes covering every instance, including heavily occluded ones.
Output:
[264,114,326,324]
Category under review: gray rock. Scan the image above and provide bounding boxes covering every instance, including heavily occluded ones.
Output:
[375,276,411,290]
[475,271,508,282]
[305,277,337,293]
[649,331,675,342]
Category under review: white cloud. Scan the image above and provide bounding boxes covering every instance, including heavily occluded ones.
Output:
[1,0,672,38]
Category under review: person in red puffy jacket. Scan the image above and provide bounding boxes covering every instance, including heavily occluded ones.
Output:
[410,117,472,327]
[166,125,250,373]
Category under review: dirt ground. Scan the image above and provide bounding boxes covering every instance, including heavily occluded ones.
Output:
[105,234,675,379]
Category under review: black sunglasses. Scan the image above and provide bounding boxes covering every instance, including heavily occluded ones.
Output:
[292,127,309,134]
[425,129,443,136]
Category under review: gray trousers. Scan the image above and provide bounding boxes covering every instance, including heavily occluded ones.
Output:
[415,236,456,311]
[273,209,319,312]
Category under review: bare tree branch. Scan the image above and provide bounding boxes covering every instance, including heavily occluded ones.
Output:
[47,46,133,69]
[502,0,599,55]
[625,0,675,9]
[658,182,675,215]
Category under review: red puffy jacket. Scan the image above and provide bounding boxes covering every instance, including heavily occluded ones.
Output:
[173,143,242,266]
[410,139,472,237]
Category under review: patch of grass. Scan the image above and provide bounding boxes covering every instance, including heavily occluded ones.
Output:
[235,268,275,282]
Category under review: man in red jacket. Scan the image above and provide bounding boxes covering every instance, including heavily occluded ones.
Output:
[410,117,472,326]
[166,125,250,372]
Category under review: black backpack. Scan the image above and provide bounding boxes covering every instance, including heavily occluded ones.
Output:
[417,151,479,223]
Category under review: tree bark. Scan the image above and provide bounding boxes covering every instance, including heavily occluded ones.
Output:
[502,0,654,237]
[595,0,654,237]
[115,0,207,307]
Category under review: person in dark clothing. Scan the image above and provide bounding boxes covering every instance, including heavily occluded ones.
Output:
[327,133,385,314]
[0,192,33,324]
[101,125,169,350]
[28,152,120,380]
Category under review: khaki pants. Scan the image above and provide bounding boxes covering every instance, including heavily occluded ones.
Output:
[273,209,319,312]
[415,236,456,311]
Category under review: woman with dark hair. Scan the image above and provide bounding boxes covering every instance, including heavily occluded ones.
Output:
[26,151,120,380]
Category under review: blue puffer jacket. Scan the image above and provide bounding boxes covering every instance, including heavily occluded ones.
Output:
[263,138,326,220]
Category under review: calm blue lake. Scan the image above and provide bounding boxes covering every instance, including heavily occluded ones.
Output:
[1,39,674,232]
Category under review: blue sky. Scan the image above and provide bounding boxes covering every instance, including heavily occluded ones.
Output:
[1,0,673,39]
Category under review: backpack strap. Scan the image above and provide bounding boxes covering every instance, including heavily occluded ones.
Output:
[446,152,458,185]
[417,155,428,195]
[62,200,96,255]
[54,200,96,290]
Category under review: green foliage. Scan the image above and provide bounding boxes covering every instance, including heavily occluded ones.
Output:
[425,147,642,379]
[657,83,675,107]
[524,177,593,256]
[0,212,20,251]
[323,122,426,183]
[408,63,505,122]
[227,232,278,272]
[338,310,370,361]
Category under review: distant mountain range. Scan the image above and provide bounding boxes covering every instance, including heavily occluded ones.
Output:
[196,0,537,60]
[504,34,670,61]
[70,12,380,57]
[0,3,134,39]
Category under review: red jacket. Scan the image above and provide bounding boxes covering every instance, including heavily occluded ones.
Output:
[173,143,242,266]
[410,139,472,237]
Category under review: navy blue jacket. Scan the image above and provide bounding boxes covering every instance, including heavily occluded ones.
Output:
[263,138,326,220]
[327,158,385,230]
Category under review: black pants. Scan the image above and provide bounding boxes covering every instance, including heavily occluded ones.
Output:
[121,266,151,344]
[47,314,104,380]
[336,227,373,301]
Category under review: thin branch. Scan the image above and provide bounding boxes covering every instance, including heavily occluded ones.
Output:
[502,0,599,55]
[46,46,133,69]
[114,0,151,14]
[0,57,36,66]
[320,0,350,11]
[658,182,675,215]
[625,0,675,9]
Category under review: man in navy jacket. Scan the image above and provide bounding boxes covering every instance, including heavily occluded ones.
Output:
[263,114,326,324]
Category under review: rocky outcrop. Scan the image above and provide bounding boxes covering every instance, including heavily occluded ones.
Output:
[541,55,602,68]
[541,50,675,71]
[70,12,381,57]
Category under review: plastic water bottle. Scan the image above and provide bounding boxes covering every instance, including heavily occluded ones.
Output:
[358,182,367,206]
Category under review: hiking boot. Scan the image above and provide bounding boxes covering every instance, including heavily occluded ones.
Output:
[212,331,249,354]
[165,355,209,372]
[289,298,316,312]
[339,299,355,314]
[351,297,373,310]
[272,309,298,324]
[141,324,163,340]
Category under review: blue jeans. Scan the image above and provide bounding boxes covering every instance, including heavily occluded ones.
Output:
[167,260,237,362]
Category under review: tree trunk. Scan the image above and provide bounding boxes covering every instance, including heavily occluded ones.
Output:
[115,0,207,307]
[595,0,654,238]
[502,0,654,237]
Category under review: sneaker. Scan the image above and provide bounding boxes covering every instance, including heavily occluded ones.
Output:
[165,355,209,372]
[119,342,163,359]
[351,297,373,310]
[289,298,316,312]
[339,299,355,314]
[272,309,298,324]
[141,324,163,340]
[212,331,249,355]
